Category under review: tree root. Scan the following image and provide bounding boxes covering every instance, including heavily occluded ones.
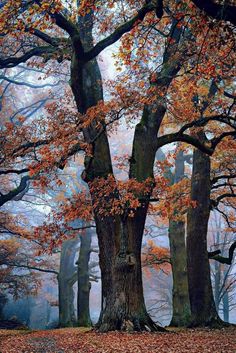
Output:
[96,314,167,333]
[188,317,235,329]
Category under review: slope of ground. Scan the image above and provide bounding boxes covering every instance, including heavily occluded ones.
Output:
[0,327,235,353]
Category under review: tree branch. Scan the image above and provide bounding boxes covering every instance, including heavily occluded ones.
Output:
[211,173,236,185]
[208,241,236,265]
[211,192,236,208]
[84,2,161,61]
[192,0,236,25]
[6,262,58,275]
[0,168,29,175]
[156,132,214,155]
[0,175,31,207]
[0,75,63,89]
[0,46,57,69]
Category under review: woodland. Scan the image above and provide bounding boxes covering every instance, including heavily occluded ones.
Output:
[0,0,236,352]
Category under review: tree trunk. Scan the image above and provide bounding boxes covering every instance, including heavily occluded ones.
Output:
[223,291,229,322]
[69,13,183,332]
[214,255,221,312]
[169,150,191,326]
[0,293,7,321]
[96,207,163,332]
[187,146,221,327]
[77,230,92,327]
[58,238,79,327]
[70,17,161,332]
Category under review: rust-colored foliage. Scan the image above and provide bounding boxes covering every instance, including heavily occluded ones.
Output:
[142,239,171,275]
[0,327,236,353]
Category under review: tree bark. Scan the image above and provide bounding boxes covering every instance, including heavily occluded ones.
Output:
[77,230,92,327]
[96,208,164,332]
[58,237,79,327]
[223,290,229,323]
[187,145,221,327]
[169,150,191,327]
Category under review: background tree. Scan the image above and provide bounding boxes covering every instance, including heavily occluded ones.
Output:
[169,149,191,326]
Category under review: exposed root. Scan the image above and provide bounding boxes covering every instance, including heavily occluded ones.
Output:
[96,314,167,333]
[188,317,234,329]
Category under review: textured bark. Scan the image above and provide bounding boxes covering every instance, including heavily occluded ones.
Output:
[187,146,221,327]
[77,230,92,327]
[58,238,79,327]
[96,208,164,332]
[169,150,191,327]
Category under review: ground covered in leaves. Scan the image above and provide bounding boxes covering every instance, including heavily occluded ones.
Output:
[0,327,235,353]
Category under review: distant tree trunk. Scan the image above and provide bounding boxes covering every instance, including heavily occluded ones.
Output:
[77,230,92,327]
[187,145,221,327]
[223,291,229,322]
[214,253,221,312]
[169,150,191,326]
[58,238,78,327]
[0,293,7,321]
[45,300,51,328]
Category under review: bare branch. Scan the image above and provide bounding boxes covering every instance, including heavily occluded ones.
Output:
[0,46,57,69]
[209,241,236,265]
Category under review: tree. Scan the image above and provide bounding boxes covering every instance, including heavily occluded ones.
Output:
[0,237,42,317]
[77,229,93,327]
[58,229,96,327]
[0,0,235,332]
[187,136,236,326]
[209,215,236,322]
[0,63,67,207]
[169,149,191,326]
[58,236,79,327]
[187,139,220,326]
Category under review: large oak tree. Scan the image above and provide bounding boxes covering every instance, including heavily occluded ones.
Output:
[0,0,235,331]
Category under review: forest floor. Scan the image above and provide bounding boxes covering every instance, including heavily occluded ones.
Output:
[0,326,235,353]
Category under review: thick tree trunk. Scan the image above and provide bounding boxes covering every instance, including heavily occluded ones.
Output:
[169,151,191,326]
[69,13,184,332]
[96,207,163,332]
[58,238,79,327]
[77,230,92,327]
[187,146,221,327]
[70,18,161,332]
[169,219,191,326]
